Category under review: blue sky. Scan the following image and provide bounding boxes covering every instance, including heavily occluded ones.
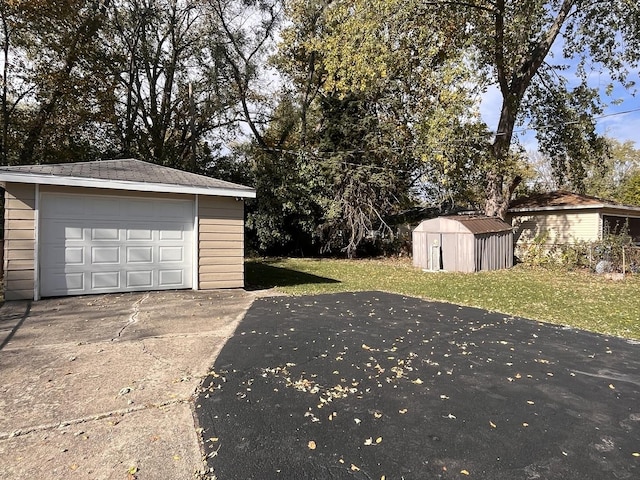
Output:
[480,74,640,151]
[479,37,640,151]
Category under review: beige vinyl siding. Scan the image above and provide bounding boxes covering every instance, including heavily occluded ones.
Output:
[4,183,36,300]
[198,196,244,289]
[509,210,600,247]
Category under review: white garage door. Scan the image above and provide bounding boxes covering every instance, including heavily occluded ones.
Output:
[40,193,194,297]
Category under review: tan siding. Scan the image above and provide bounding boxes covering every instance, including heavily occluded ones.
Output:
[5,260,33,271]
[200,272,244,282]
[5,289,34,301]
[510,210,600,247]
[5,229,35,240]
[200,256,244,268]
[199,232,244,242]
[5,196,35,210]
[199,223,244,233]
[199,240,243,250]
[200,262,244,274]
[4,269,35,281]
[200,280,246,289]
[5,208,35,220]
[4,183,35,300]
[198,196,245,289]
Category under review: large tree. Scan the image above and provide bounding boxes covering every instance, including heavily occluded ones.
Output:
[0,0,282,168]
[301,0,640,218]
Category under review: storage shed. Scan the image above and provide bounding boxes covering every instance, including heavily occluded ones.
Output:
[0,159,256,301]
[412,216,513,273]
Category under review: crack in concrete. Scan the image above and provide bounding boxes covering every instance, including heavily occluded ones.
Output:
[0,398,190,441]
[113,293,150,341]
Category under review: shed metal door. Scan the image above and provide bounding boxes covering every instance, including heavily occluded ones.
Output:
[39,193,193,297]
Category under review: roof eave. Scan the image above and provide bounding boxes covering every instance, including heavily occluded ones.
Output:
[0,172,256,199]
[508,204,604,213]
[508,203,640,214]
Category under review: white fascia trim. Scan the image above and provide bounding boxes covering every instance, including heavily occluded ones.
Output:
[0,172,256,199]
[193,194,199,291]
[34,184,40,301]
[509,204,640,214]
[508,204,604,213]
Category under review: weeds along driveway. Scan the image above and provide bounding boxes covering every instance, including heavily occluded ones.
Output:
[0,290,255,480]
[197,291,640,480]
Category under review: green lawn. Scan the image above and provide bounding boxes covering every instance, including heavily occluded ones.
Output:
[246,257,640,339]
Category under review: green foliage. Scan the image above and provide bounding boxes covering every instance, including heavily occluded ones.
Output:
[294,0,640,217]
[617,172,640,206]
[0,0,280,168]
[518,223,634,272]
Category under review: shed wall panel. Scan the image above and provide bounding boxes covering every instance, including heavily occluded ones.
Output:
[198,196,244,289]
[4,183,36,299]
[413,216,513,273]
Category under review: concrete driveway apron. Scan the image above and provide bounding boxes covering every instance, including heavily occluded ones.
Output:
[0,289,255,480]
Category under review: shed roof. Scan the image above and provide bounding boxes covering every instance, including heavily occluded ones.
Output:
[0,158,256,198]
[508,190,640,213]
[449,216,513,234]
[415,215,512,234]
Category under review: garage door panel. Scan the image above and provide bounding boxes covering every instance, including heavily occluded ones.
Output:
[127,246,153,263]
[159,228,185,241]
[41,196,86,217]
[40,193,193,297]
[91,246,120,265]
[159,269,184,286]
[62,273,84,291]
[91,271,120,289]
[90,197,121,217]
[127,228,153,241]
[159,246,184,262]
[43,220,84,242]
[127,271,153,288]
[66,247,84,265]
[163,201,194,218]
[92,227,119,241]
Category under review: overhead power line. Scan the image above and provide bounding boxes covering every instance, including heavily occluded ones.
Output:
[226,105,640,162]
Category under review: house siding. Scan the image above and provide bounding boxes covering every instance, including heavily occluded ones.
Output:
[4,183,36,300]
[198,196,245,289]
[508,210,600,247]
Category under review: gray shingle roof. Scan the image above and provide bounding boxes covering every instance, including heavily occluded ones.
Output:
[0,159,255,197]
[508,190,640,212]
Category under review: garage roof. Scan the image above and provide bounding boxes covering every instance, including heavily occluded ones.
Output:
[0,158,256,198]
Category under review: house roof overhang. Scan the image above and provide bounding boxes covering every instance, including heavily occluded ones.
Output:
[0,159,256,199]
[508,191,640,216]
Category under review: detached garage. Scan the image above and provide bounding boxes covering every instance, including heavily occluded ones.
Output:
[0,159,256,300]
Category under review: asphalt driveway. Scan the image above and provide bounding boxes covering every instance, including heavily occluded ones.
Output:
[197,291,640,480]
[0,289,256,480]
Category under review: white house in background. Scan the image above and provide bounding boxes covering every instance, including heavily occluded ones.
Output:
[507,191,640,250]
[0,159,256,301]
